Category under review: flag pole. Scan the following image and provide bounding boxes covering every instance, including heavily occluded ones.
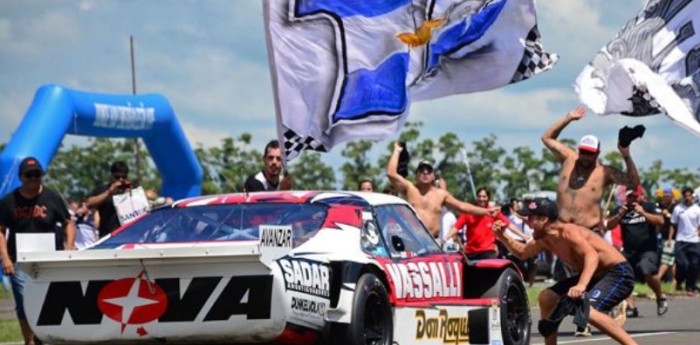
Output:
[460,148,477,201]
[603,184,617,216]
[130,35,142,183]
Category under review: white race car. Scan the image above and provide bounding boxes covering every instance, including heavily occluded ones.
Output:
[18,191,531,345]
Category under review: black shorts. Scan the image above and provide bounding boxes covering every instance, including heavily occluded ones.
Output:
[624,250,659,278]
[548,262,634,312]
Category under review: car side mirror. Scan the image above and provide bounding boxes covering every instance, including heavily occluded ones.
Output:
[361,221,380,248]
[391,235,405,252]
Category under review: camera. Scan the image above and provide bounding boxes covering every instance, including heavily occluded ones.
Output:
[117,180,132,192]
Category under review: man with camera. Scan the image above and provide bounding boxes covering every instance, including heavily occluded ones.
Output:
[606,185,668,317]
[86,161,133,238]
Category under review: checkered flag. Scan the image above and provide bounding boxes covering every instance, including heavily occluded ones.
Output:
[511,26,558,83]
[621,85,664,116]
[282,129,327,161]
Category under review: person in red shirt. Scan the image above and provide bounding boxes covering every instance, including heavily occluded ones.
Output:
[446,187,529,260]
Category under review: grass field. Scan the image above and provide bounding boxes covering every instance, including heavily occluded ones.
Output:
[0,320,20,343]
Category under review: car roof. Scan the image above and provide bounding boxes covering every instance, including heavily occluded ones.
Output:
[172,191,410,209]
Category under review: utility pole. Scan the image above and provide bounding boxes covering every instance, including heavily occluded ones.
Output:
[130,35,142,183]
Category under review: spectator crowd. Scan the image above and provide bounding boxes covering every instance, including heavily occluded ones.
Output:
[0,131,699,345]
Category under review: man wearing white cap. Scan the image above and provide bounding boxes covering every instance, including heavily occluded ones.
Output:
[542,107,640,235]
[542,107,640,335]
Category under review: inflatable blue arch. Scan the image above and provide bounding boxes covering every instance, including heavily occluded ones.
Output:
[0,84,202,199]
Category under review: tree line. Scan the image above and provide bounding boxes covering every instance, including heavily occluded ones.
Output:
[2,121,698,203]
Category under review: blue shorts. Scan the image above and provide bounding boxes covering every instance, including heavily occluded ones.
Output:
[10,265,29,320]
[547,262,634,312]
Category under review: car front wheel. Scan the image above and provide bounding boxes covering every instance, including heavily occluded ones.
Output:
[483,268,531,345]
[345,273,393,345]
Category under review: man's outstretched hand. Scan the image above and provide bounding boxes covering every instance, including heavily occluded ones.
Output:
[492,220,506,234]
[566,107,586,121]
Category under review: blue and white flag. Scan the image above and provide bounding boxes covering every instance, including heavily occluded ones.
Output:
[576,0,700,136]
[264,0,557,160]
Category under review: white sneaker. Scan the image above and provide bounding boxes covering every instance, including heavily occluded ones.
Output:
[612,300,627,326]
[574,325,592,337]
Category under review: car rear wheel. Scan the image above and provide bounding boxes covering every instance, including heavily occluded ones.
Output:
[483,268,531,345]
[342,273,393,345]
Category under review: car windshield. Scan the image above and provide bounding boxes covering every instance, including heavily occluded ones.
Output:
[92,203,328,249]
[375,204,442,257]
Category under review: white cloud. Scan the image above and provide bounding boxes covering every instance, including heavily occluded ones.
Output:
[0,8,82,57]
[181,121,231,148]
[539,0,610,46]
[411,87,575,131]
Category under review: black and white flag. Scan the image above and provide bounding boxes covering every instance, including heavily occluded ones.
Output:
[575,0,700,136]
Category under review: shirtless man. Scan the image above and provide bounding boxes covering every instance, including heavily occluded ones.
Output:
[542,107,640,234]
[493,198,637,345]
[387,142,497,237]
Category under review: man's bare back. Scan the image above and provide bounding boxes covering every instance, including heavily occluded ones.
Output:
[536,222,626,274]
[494,197,638,345]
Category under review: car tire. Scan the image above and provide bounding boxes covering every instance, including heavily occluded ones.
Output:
[483,268,531,345]
[340,273,393,345]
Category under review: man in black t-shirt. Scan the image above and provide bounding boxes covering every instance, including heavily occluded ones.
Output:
[606,185,667,317]
[86,161,133,237]
[0,156,75,345]
[243,140,292,192]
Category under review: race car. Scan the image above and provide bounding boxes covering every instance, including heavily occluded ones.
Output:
[18,191,530,345]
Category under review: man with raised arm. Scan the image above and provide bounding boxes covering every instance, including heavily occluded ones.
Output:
[493,198,637,345]
[542,106,640,235]
[387,141,498,237]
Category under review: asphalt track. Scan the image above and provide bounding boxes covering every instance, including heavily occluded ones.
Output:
[0,295,698,345]
[530,296,700,345]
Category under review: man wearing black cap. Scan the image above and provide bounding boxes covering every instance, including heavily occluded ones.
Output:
[493,198,637,345]
[387,142,498,237]
[0,156,75,345]
[86,161,133,237]
[542,107,640,235]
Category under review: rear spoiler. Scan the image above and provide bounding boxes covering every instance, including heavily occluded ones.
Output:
[17,241,264,270]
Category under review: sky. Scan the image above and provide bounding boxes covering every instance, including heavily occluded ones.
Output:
[1,0,698,182]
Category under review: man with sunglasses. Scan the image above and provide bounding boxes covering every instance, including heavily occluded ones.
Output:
[86,161,133,238]
[387,142,498,238]
[0,157,75,345]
